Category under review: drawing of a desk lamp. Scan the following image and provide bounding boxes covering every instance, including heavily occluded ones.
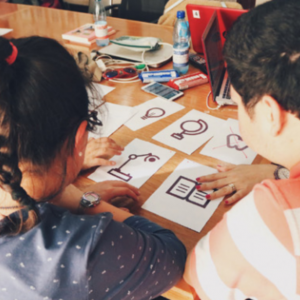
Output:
[108,153,160,182]
[171,119,208,140]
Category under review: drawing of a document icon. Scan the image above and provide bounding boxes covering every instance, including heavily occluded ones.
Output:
[166,176,210,208]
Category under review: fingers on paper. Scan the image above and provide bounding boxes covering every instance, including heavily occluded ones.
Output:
[197,178,228,191]
[204,185,233,200]
[196,172,227,183]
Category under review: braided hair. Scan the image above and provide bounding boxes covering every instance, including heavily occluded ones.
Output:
[0,36,94,235]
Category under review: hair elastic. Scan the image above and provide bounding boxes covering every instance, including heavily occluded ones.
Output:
[5,42,18,65]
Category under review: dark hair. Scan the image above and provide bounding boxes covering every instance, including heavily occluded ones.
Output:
[223,0,300,117]
[0,36,95,235]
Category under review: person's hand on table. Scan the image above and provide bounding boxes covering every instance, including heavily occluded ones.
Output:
[82,137,124,170]
[82,180,140,203]
[196,163,277,205]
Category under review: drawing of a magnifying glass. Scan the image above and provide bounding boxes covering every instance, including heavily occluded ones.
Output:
[171,119,208,140]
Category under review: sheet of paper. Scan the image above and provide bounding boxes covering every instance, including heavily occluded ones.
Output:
[88,102,138,138]
[142,159,223,232]
[88,83,113,112]
[88,83,115,100]
[125,97,185,131]
[88,138,176,188]
[152,109,226,155]
[0,28,12,36]
[200,118,257,165]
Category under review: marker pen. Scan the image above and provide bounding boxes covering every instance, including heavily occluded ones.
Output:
[139,70,179,83]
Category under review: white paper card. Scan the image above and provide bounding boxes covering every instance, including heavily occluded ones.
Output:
[143,159,223,232]
[0,28,12,36]
[125,97,185,131]
[152,109,226,155]
[200,118,257,165]
[88,83,115,99]
[88,102,138,138]
[88,138,176,188]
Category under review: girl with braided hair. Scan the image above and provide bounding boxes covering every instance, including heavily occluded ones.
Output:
[0,36,186,300]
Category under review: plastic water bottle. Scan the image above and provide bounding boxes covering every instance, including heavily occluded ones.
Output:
[173,10,190,75]
[94,0,109,47]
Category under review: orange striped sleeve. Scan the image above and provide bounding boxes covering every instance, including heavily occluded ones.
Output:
[187,190,296,300]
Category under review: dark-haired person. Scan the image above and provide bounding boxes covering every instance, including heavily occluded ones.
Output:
[184,0,300,298]
[0,37,186,300]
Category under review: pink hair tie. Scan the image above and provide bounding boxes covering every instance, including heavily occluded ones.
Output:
[5,42,18,65]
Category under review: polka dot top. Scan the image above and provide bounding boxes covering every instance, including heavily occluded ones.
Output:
[0,203,186,300]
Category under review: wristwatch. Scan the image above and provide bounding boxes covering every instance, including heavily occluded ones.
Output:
[274,166,290,180]
[78,192,101,213]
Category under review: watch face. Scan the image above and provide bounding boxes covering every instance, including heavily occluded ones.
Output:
[278,168,290,179]
[81,192,101,208]
[85,193,98,202]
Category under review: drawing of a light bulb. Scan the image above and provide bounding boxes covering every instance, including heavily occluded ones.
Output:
[141,107,166,120]
[171,119,208,140]
[108,153,160,182]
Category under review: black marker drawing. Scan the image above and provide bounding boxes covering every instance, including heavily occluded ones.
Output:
[141,107,166,120]
[108,153,160,182]
[166,176,213,208]
[212,126,248,158]
[171,119,208,140]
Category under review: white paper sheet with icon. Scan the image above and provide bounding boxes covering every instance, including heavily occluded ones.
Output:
[88,138,176,188]
[200,118,257,165]
[125,97,185,131]
[88,102,138,138]
[0,28,12,36]
[152,109,226,155]
[142,159,223,232]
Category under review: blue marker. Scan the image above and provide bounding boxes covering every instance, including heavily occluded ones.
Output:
[139,70,179,83]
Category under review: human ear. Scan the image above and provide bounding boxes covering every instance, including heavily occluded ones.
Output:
[261,95,286,136]
[75,120,88,155]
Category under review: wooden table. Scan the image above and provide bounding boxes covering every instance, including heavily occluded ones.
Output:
[0,4,268,299]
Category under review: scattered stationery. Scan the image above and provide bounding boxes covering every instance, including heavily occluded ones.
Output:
[125,97,185,131]
[142,159,224,232]
[152,109,226,155]
[62,23,116,46]
[200,118,257,165]
[88,138,176,188]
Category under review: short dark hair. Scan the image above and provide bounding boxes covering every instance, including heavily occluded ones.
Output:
[0,36,95,235]
[224,0,300,118]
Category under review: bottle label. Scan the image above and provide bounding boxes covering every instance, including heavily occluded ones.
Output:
[173,47,189,66]
[95,21,108,39]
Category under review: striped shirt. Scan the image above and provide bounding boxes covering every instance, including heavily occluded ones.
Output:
[185,162,300,300]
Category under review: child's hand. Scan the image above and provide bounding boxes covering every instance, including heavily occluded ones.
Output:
[82,180,140,203]
[82,137,124,170]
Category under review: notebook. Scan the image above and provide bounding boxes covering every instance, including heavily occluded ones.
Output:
[186,4,246,54]
[202,11,234,106]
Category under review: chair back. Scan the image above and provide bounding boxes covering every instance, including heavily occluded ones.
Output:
[119,0,168,22]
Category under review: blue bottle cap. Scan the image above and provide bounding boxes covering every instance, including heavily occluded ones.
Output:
[177,10,185,19]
